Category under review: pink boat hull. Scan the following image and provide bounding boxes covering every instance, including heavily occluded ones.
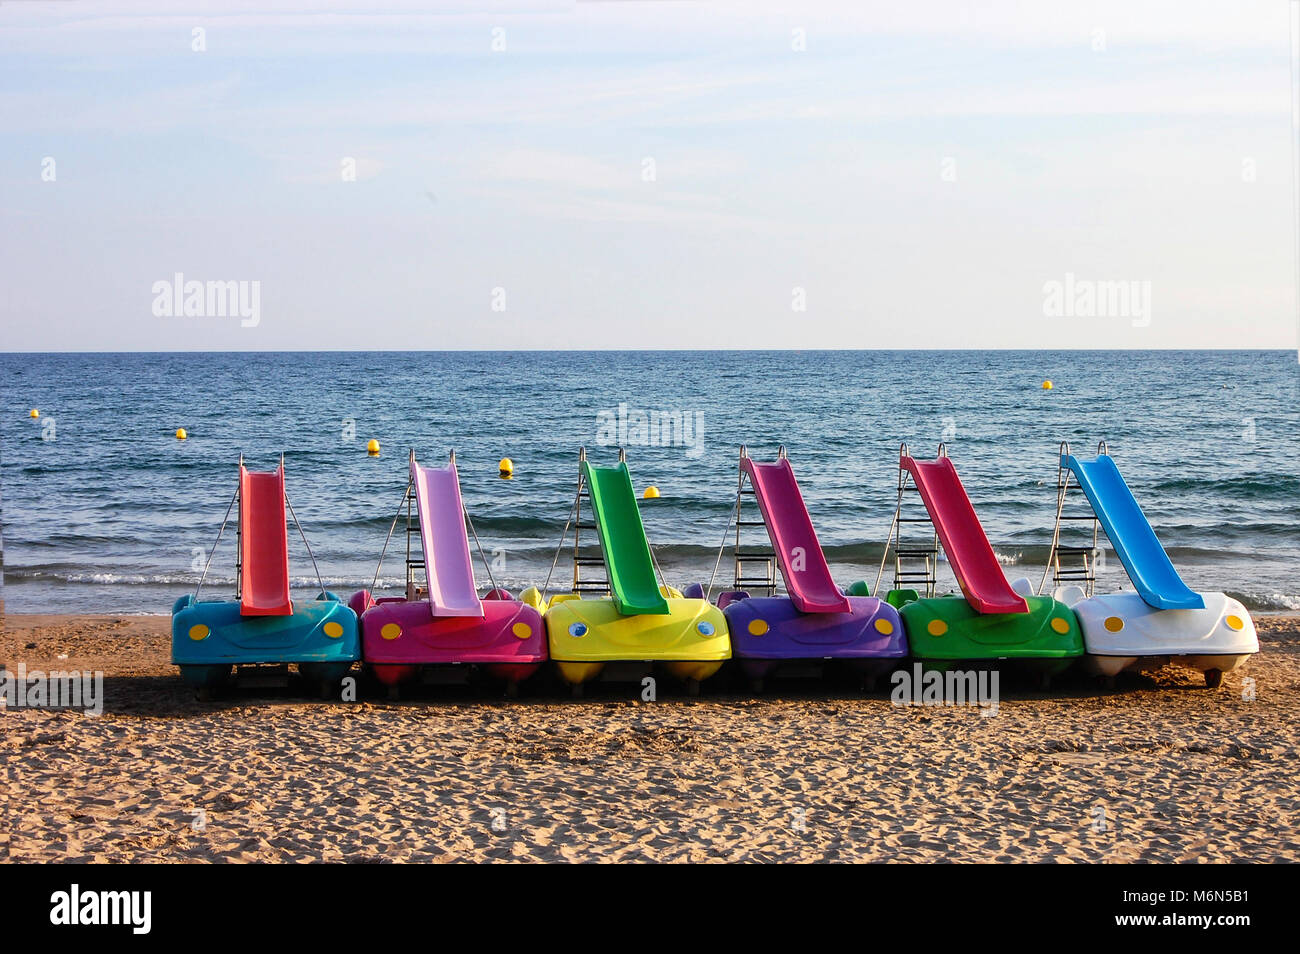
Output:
[352,591,547,686]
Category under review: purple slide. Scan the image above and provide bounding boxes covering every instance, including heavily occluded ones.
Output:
[412,456,484,618]
[742,457,851,613]
[720,451,907,689]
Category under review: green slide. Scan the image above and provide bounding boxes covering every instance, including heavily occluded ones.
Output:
[582,461,670,615]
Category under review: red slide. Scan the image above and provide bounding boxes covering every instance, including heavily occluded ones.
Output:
[901,454,1028,615]
[743,457,852,614]
[239,462,293,616]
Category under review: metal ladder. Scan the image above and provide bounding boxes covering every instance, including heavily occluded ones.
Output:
[1039,440,1105,598]
[403,450,423,601]
[571,446,612,597]
[875,442,941,597]
[731,445,779,595]
[233,453,244,601]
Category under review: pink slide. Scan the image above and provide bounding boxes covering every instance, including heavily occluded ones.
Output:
[412,456,484,618]
[743,457,851,614]
[239,463,293,616]
[901,454,1029,615]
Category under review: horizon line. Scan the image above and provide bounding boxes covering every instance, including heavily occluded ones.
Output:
[2,347,1296,356]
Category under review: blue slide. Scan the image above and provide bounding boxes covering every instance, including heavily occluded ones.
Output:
[1061,452,1205,610]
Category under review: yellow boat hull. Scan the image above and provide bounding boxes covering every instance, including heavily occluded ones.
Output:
[545,596,731,685]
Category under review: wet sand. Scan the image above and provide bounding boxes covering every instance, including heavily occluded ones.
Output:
[2,613,1297,862]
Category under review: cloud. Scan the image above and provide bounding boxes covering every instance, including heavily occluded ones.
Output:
[1,0,1294,350]
[0,0,1287,53]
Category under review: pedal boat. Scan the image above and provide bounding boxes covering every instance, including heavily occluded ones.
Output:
[172,590,358,689]
[351,586,546,692]
[1061,587,1258,687]
[543,587,731,690]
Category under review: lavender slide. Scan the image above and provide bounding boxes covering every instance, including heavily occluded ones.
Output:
[413,456,484,618]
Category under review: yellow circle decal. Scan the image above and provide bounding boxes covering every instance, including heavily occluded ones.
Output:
[748,619,769,636]
[874,618,894,636]
[927,619,947,637]
[1226,615,1244,632]
[1103,616,1124,633]
[188,624,210,641]
[512,622,532,639]
[380,623,402,640]
[1050,617,1070,634]
[323,621,344,638]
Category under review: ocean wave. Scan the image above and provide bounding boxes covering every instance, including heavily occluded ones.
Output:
[2,568,407,590]
[308,512,571,536]
[1224,590,1300,612]
[1150,475,1300,500]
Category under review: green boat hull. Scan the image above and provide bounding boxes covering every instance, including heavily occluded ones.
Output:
[896,592,1084,667]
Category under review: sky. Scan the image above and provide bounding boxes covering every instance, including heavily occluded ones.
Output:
[1,0,1298,351]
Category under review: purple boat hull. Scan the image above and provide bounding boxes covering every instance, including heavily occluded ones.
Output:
[723,595,908,680]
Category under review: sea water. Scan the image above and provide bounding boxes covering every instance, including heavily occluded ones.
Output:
[2,350,1296,613]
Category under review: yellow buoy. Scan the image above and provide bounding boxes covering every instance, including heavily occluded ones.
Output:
[367,439,380,456]
[498,457,514,478]
[643,485,660,499]
[1042,380,1053,390]
[29,409,39,419]
[175,428,187,440]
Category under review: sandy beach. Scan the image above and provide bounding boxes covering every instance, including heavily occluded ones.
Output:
[2,612,1297,863]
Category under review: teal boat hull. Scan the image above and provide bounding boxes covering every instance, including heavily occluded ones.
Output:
[172,592,359,685]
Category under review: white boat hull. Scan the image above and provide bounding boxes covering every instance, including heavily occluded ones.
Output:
[1058,590,1259,681]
